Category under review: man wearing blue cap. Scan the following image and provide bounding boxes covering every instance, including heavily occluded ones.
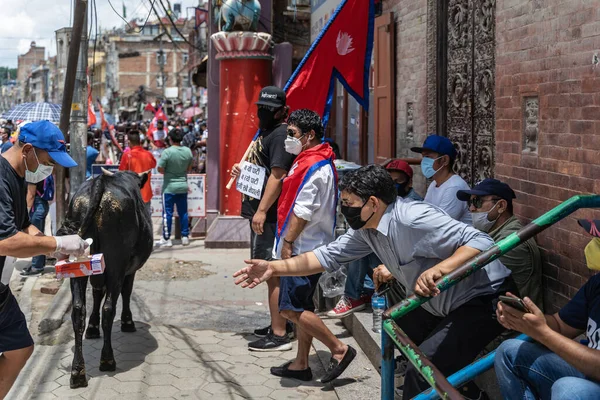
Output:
[411,135,472,225]
[457,178,543,309]
[0,120,89,398]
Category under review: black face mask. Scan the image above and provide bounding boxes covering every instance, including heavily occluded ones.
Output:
[395,182,410,198]
[341,200,375,230]
[258,108,277,130]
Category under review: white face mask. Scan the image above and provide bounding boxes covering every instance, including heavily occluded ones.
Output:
[284,136,308,155]
[471,202,500,232]
[24,148,54,184]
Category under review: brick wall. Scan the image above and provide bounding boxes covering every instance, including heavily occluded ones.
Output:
[383,0,429,193]
[495,0,600,313]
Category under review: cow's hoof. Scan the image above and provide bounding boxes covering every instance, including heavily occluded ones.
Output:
[70,373,88,389]
[85,326,101,339]
[99,359,116,372]
[121,320,137,333]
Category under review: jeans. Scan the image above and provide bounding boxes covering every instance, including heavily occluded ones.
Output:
[162,193,189,240]
[30,197,49,270]
[495,338,600,400]
[344,253,381,299]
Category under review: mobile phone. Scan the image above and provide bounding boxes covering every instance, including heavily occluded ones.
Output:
[499,295,530,313]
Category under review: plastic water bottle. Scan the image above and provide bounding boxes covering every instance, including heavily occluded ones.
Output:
[372,293,386,333]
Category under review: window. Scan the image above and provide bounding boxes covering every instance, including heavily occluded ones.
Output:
[156,50,166,65]
[182,52,189,65]
[183,75,190,87]
[156,75,164,88]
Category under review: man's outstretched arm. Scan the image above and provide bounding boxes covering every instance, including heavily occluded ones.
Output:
[234,252,324,288]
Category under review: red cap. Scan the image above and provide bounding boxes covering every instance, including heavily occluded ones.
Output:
[386,159,413,178]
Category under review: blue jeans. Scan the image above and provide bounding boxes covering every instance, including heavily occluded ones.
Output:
[495,338,600,400]
[162,193,189,240]
[30,197,49,270]
[344,253,381,299]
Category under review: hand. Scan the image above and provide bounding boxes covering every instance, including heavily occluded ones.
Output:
[252,210,267,235]
[53,235,90,257]
[233,259,273,288]
[231,163,241,178]
[373,265,394,290]
[496,293,548,339]
[281,241,293,260]
[414,266,444,297]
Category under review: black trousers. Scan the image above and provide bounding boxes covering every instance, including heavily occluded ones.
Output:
[249,221,276,261]
[398,294,505,399]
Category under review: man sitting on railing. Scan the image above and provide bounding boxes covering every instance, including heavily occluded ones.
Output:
[495,219,600,400]
[233,165,512,396]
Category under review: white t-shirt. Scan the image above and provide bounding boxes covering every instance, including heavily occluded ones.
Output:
[273,163,337,259]
[153,129,166,142]
[424,174,473,225]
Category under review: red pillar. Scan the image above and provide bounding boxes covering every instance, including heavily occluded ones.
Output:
[213,32,273,216]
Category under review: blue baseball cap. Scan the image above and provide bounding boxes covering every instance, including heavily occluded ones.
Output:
[19,121,77,168]
[456,178,517,202]
[411,135,457,160]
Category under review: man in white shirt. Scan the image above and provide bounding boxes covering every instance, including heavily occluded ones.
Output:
[411,135,472,225]
[252,109,356,383]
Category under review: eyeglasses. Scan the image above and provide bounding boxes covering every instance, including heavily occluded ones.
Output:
[287,128,306,138]
[467,196,501,209]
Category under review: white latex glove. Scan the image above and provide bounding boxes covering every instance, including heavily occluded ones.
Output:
[53,235,90,258]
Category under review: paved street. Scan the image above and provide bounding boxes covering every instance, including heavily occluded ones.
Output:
[6,239,378,400]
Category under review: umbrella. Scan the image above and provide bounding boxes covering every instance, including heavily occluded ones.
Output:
[181,106,203,119]
[2,102,62,123]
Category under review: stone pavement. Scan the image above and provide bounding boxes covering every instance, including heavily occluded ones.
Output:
[7,240,379,400]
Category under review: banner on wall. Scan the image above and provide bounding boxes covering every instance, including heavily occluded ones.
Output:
[151,174,206,218]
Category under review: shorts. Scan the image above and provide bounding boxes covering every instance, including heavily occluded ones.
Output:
[0,288,34,352]
[278,273,322,313]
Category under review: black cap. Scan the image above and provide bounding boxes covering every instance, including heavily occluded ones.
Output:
[456,178,517,202]
[256,86,286,108]
[578,219,600,238]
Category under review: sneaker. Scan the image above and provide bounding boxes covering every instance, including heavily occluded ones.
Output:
[326,296,368,318]
[248,332,292,352]
[20,266,43,277]
[181,236,190,246]
[155,238,172,248]
[254,322,295,339]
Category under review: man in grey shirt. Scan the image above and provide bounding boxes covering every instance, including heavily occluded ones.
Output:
[234,165,510,396]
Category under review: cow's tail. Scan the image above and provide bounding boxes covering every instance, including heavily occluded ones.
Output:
[56,176,107,238]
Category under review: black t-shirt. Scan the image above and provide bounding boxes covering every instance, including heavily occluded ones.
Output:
[0,156,30,279]
[241,124,296,223]
[559,273,600,349]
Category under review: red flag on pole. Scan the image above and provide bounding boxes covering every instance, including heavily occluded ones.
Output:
[284,0,375,127]
[87,81,97,127]
[97,100,108,130]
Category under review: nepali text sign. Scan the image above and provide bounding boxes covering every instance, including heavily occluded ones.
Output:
[235,161,266,200]
[151,174,206,218]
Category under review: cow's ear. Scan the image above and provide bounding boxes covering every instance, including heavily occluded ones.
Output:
[138,171,150,188]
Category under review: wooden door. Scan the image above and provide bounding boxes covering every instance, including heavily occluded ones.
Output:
[373,13,395,163]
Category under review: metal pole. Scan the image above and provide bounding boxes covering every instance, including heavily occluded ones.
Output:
[381,331,396,400]
[160,33,166,99]
[69,6,88,199]
[56,0,88,228]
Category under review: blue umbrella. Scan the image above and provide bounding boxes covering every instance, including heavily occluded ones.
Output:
[2,102,61,123]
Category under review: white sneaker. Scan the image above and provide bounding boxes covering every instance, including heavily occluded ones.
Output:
[156,238,172,248]
[181,236,190,246]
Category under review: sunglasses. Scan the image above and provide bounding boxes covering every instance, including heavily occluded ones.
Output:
[467,196,501,209]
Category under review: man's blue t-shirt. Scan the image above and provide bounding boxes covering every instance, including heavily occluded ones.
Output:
[86,145,99,178]
[0,141,13,154]
[559,273,600,349]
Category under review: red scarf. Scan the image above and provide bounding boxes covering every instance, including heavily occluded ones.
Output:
[277,143,337,238]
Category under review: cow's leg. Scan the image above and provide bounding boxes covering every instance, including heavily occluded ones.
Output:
[120,273,136,333]
[99,285,121,372]
[70,277,89,389]
[85,285,105,339]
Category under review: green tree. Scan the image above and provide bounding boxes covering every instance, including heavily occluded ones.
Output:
[0,67,17,86]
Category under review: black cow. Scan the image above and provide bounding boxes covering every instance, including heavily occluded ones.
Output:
[57,169,153,388]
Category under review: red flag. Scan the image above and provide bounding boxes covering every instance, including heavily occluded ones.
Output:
[144,103,157,113]
[284,0,374,127]
[87,82,97,127]
[97,100,108,130]
[195,8,208,29]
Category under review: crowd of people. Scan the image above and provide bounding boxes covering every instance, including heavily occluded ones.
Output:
[231,86,600,399]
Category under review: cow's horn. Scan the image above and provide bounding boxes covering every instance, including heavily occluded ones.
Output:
[138,170,152,177]
[101,167,115,176]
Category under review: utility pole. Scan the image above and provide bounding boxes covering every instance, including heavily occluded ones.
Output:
[57,0,88,228]
[159,32,166,99]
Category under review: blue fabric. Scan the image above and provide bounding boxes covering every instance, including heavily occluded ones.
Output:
[344,252,381,300]
[495,338,600,400]
[0,141,12,153]
[0,288,34,352]
[559,274,600,349]
[162,193,189,240]
[19,120,76,168]
[30,197,49,270]
[279,273,322,313]
[86,146,99,178]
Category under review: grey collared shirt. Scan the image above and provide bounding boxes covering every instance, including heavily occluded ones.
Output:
[313,198,511,317]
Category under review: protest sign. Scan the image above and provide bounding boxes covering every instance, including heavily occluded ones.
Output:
[235,161,266,199]
[151,174,206,218]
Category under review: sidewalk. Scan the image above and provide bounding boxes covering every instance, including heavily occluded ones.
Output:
[7,240,379,400]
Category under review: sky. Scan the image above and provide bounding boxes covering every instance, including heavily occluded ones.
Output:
[0,0,202,69]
